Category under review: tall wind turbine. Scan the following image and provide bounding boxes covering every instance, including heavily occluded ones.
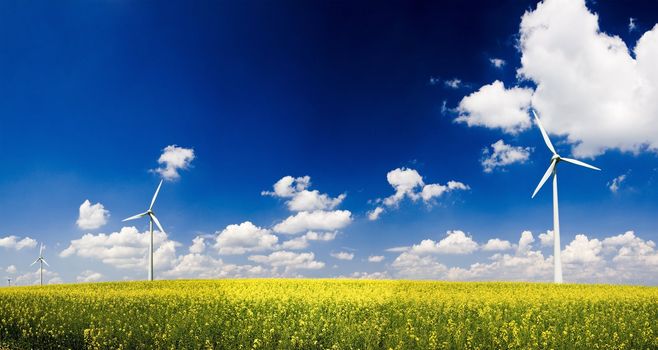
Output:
[6,277,10,287]
[30,243,49,286]
[123,180,166,281]
[531,110,600,283]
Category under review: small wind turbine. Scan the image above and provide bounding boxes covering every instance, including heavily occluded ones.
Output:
[6,277,10,287]
[123,179,166,281]
[531,110,600,283]
[30,243,49,286]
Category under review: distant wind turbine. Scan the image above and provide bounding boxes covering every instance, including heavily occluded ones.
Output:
[6,277,10,287]
[30,243,49,286]
[123,179,166,281]
[531,110,601,283]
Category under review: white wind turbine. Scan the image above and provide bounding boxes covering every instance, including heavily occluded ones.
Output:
[531,110,600,283]
[30,243,49,286]
[123,179,166,281]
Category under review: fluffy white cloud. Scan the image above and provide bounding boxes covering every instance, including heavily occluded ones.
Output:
[0,236,37,250]
[367,207,384,221]
[152,145,195,181]
[262,176,345,212]
[77,270,103,283]
[331,251,354,261]
[248,251,325,271]
[164,253,268,279]
[608,174,627,193]
[456,81,533,134]
[15,268,61,286]
[349,271,389,279]
[273,210,352,235]
[490,58,506,68]
[562,234,602,264]
[390,229,658,283]
[214,222,278,255]
[539,231,554,247]
[410,231,479,255]
[457,0,658,157]
[59,226,179,271]
[482,238,513,251]
[481,140,532,173]
[189,236,206,254]
[279,231,336,250]
[368,255,385,263]
[5,265,16,274]
[370,168,469,220]
[76,200,110,230]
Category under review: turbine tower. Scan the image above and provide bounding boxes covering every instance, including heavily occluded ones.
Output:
[123,179,166,281]
[30,243,49,286]
[531,110,600,283]
[7,277,10,287]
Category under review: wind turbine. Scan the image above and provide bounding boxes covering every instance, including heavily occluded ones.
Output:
[531,110,600,283]
[123,179,166,281]
[30,243,49,286]
[6,277,10,287]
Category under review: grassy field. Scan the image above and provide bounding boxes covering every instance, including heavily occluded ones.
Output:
[0,279,657,349]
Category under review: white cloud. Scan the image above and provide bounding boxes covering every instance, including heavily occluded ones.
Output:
[164,253,268,279]
[349,271,389,279]
[152,145,195,181]
[481,140,531,173]
[409,230,479,255]
[517,230,535,254]
[368,255,385,263]
[0,236,37,250]
[608,174,627,193]
[15,268,61,286]
[76,200,110,230]
[456,81,533,134]
[458,0,658,157]
[444,78,462,89]
[629,17,637,32]
[490,58,506,68]
[248,251,325,271]
[385,246,410,253]
[279,231,336,250]
[189,236,206,254]
[273,210,352,235]
[370,168,469,219]
[562,234,602,264]
[5,265,16,274]
[482,238,513,251]
[214,222,278,255]
[76,270,103,283]
[262,176,345,212]
[367,207,384,221]
[59,226,179,271]
[538,230,554,247]
[331,251,354,261]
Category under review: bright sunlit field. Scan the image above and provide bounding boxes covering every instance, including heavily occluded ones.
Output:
[0,279,657,349]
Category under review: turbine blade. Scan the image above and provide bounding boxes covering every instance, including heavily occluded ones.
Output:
[41,259,49,267]
[30,259,39,266]
[40,243,43,256]
[532,110,557,155]
[532,160,557,198]
[123,212,149,222]
[149,179,163,211]
[149,213,165,235]
[561,157,601,171]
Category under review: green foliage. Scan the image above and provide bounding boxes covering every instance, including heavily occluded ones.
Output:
[0,280,657,349]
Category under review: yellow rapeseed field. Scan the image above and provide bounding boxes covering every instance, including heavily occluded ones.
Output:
[0,279,657,349]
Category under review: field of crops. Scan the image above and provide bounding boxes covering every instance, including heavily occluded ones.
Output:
[0,280,657,349]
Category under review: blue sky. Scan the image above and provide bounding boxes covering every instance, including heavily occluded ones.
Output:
[2,0,658,285]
